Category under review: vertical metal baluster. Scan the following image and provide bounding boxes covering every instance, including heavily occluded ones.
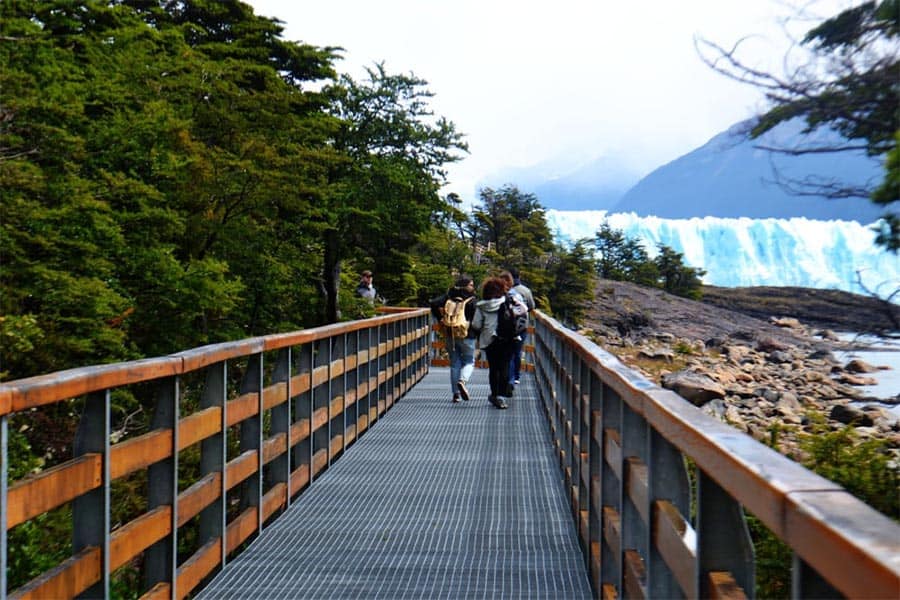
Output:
[792,553,842,599]
[1,414,8,600]
[73,389,110,599]
[270,349,291,514]
[696,471,755,598]
[647,430,690,599]
[145,376,179,596]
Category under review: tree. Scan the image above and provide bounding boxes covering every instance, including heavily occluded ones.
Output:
[319,64,467,322]
[547,239,597,326]
[654,244,706,300]
[594,221,657,284]
[698,0,899,250]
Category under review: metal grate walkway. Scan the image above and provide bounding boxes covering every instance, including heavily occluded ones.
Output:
[198,368,593,599]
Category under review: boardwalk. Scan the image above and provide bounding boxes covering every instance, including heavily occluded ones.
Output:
[198,368,593,599]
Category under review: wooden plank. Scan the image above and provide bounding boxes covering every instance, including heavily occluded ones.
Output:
[178,406,221,450]
[7,453,101,529]
[623,549,647,599]
[176,537,222,600]
[290,418,310,445]
[110,506,172,571]
[330,358,345,378]
[784,489,900,599]
[225,507,258,556]
[262,483,287,522]
[9,546,101,600]
[653,500,696,598]
[625,457,649,526]
[601,583,618,600]
[225,450,258,491]
[290,372,311,396]
[603,506,621,567]
[311,406,328,433]
[178,472,221,526]
[226,393,257,428]
[110,429,172,480]
[590,542,602,593]
[330,435,343,457]
[3,356,180,413]
[604,428,622,480]
[330,396,344,418]
[311,365,329,387]
[707,571,748,600]
[262,381,287,411]
[139,582,170,600]
[291,464,310,496]
[262,432,287,465]
[312,448,328,477]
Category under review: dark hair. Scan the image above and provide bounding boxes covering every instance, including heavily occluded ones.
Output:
[361,270,372,277]
[454,275,473,289]
[481,277,506,299]
[508,267,520,279]
[499,271,514,290]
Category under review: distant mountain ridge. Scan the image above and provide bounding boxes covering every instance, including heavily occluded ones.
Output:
[612,118,887,222]
[485,118,888,222]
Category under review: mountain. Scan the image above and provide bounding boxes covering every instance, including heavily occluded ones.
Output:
[545,210,899,296]
[477,154,644,210]
[612,118,888,221]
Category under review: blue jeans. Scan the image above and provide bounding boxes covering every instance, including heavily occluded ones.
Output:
[509,333,526,384]
[449,336,476,395]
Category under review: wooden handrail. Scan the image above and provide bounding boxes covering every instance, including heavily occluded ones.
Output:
[1,309,431,599]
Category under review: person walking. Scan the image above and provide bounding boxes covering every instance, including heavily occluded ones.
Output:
[471,277,516,409]
[430,276,478,403]
[505,267,535,386]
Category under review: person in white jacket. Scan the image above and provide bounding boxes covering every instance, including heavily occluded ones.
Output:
[471,276,515,409]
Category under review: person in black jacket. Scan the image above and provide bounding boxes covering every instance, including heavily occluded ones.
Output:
[430,276,478,403]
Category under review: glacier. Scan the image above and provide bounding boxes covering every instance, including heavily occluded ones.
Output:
[545,210,900,298]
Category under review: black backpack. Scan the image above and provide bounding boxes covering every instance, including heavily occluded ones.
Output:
[496,293,528,340]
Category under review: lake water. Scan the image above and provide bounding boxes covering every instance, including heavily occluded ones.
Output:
[835,333,900,415]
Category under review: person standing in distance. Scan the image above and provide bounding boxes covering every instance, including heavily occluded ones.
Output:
[506,267,535,385]
[356,270,377,303]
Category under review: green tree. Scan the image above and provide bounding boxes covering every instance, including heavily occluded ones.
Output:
[699,0,899,251]
[594,221,657,284]
[654,244,705,299]
[320,64,467,321]
[547,239,597,326]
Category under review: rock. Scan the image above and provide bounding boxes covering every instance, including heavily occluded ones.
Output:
[661,370,726,406]
[638,347,674,362]
[815,329,840,341]
[829,404,874,427]
[837,373,878,386]
[770,316,804,330]
[845,358,885,373]
[702,399,727,419]
[756,336,790,353]
[807,349,836,361]
[767,350,793,364]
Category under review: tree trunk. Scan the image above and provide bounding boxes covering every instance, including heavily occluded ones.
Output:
[323,230,341,323]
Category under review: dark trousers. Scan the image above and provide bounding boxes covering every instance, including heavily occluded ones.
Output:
[484,339,514,398]
[509,334,525,383]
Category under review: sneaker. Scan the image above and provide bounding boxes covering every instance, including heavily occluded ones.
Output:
[488,395,500,408]
[452,394,461,403]
[497,398,509,409]
[457,380,470,401]
[514,379,520,385]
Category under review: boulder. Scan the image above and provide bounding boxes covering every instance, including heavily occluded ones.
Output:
[661,370,726,406]
[829,404,875,427]
[770,316,804,330]
[845,358,885,373]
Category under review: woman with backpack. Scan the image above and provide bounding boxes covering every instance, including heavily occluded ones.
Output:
[471,276,518,409]
[430,276,478,403]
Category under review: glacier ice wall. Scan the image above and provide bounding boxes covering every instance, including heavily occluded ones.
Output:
[545,210,900,297]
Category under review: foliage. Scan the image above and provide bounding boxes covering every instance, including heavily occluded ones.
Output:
[545,239,597,325]
[699,0,899,251]
[593,221,704,299]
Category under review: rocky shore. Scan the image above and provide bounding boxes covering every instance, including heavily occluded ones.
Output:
[581,280,899,459]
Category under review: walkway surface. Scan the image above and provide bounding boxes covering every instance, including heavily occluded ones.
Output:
[197,368,593,599]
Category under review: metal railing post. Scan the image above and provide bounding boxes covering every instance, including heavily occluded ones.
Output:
[238,354,264,534]
[199,361,227,569]
[270,349,291,510]
[647,429,690,598]
[72,390,110,599]
[601,384,622,594]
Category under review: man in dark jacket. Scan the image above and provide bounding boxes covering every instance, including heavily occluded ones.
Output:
[430,276,478,403]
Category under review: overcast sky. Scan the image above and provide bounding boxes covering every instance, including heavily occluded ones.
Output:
[246,0,853,203]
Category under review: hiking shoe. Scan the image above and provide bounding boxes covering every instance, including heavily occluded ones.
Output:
[452,394,461,403]
[457,380,470,401]
[488,395,500,408]
[497,398,509,409]
[514,379,520,385]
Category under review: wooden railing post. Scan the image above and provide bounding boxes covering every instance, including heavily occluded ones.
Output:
[199,361,227,569]
[313,338,330,474]
[331,334,345,459]
[792,554,842,598]
[294,343,313,493]
[601,384,622,594]
[588,370,604,593]
[72,390,110,599]
[269,349,291,511]
[144,376,180,596]
[697,471,755,597]
[622,401,649,597]
[239,354,264,534]
[647,429,691,598]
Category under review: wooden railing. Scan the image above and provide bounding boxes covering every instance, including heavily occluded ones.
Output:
[532,310,900,599]
[0,309,431,599]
